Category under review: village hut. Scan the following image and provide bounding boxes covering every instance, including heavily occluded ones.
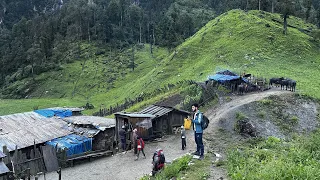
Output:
[139,105,190,136]
[207,70,249,92]
[0,111,71,153]
[114,112,155,141]
[0,108,116,177]
[59,116,116,151]
[115,105,190,141]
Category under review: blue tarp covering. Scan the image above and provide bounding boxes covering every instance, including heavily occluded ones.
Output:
[34,109,72,118]
[46,134,92,157]
[208,74,249,83]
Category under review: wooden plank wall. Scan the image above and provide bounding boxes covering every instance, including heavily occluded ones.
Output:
[1,145,59,179]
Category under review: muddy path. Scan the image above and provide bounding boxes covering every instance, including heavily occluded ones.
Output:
[37,88,290,180]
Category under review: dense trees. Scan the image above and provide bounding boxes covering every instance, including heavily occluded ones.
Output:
[0,0,319,88]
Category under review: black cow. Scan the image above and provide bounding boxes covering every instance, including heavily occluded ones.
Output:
[280,79,289,90]
[269,77,284,87]
[280,78,296,91]
[288,79,296,92]
[290,80,297,92]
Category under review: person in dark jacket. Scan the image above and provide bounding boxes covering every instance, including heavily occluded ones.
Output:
[119,125,127,152]
[181,125,186,150]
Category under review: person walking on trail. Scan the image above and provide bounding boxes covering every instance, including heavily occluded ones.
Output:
[191,103,204,160]
[181,125,186,150]
[132,128,138,157]
[135,136,146,160]
[119,125,127,152]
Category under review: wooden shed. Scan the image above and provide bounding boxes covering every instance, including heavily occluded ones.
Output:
[114,112,155,141]
[115,105,190,140]
[0,109,116,177]
[139,105,190,136]
[63,116,116,151]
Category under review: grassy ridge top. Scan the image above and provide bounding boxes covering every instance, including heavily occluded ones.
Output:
[148,9,319,96]
[1,9,319,115]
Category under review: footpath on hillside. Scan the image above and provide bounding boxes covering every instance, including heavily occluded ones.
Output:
[204,88,292,180]
[37,88,290,180]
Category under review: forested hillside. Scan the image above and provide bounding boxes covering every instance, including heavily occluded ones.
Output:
[0,0,319,96]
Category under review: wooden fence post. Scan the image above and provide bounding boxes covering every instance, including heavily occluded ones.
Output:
[57,167,62,180]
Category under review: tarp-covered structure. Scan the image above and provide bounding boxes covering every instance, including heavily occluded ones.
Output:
[34,109,72,118]
[207,70,249,83]
[0,111,71,152]
[0,107,115,153]
[46,134,92,157]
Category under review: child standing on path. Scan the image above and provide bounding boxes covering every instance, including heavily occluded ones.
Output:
[135,136,146,160]
[181,125,186,150]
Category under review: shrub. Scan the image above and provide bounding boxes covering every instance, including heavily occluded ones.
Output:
[289,116,299,124]
[257,111,266,118]
[236,112,247,120]
[259,99,273,106]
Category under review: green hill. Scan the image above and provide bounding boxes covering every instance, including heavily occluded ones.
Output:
[1,9,319,115]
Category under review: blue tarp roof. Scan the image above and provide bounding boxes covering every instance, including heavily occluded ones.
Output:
[0,151,5,158]
[0,161,10,174]
[34,109,72,118]
[46,134,92,157]
[208,74,249,83]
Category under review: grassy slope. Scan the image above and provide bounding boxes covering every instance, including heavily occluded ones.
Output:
[1,9,319,116]
[155,9,319,96]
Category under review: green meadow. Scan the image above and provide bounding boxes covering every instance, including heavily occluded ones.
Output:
[1,10,319,116]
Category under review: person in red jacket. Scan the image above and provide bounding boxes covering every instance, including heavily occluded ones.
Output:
[135,136,146,160]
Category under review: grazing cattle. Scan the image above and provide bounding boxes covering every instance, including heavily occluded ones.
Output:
[269,77,284,87]
[289,80,296,92]
[280,79,289,90]
[280,78,296,91]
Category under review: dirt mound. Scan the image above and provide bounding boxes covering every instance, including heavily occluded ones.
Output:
[216,94,319,139]
[203,89,319,180]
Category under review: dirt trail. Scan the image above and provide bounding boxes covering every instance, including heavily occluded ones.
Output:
[206,89,291,129]
[36,131,197,180]
[204,88,292,180]
[37,89,290,180]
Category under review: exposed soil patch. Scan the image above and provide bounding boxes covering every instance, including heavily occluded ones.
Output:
[155,94,184,107]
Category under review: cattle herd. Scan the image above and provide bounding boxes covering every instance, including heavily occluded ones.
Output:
[269,77,296,92]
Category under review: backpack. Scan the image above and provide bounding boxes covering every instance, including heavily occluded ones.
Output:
[201,114,210,130]
[153,149,165,165]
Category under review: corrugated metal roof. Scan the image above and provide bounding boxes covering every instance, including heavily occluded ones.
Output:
[64,116,116,129]
[114,112,156,118]
[139,105,173,117]
[0,161,9,174]
[0,112,71,152]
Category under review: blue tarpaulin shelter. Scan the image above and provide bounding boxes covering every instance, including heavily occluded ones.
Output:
[46,134,92,157]
[34,109,72,118]
[208,74,241,83]
[208,70,249,83]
